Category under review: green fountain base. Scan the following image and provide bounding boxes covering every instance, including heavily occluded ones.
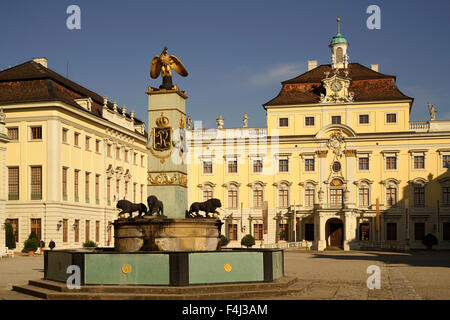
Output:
[44,248,284,286]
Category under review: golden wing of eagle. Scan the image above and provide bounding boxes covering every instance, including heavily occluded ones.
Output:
[150,56,162,79]
[169,55,188,77]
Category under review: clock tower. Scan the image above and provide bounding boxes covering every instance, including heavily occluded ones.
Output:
[329,17,349,70]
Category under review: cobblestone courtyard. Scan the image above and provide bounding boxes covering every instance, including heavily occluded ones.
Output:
[1,250,449,300]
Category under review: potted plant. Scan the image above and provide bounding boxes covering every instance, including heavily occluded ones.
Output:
[422,233,438,250]
[22,231,39,256]
[219,235,230,248]
[83,240,98,249]
[5,222,16,251]
[241,234,255,248]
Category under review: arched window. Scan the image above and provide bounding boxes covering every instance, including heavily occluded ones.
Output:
[302,181,317,208]
[278,182,290,208]
[354,179,372,208]
[412,178,427,208]
[440,178,450,207]
[224,182,240,209]
[336,47,344,63]
[252,183,264,209]
[330,178,344,207]
[198,182,216,201]
[384,179,400,208]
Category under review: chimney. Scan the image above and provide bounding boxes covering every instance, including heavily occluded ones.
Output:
[33,57,48,68]
[371,64,379,72]
[308,60,318,71]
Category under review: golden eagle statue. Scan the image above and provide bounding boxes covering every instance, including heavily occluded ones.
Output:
[150,47,188,90]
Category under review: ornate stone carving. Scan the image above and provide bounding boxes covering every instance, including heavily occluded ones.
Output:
[216,115,224,129]
[320,73,354,104]
[327,130,345,158]
[148,172,187,187]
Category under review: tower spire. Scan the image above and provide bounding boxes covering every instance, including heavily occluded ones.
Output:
[337,17,341,34]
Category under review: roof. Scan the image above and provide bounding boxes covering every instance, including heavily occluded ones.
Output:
[0,60,147,135]
[263,63,413,107]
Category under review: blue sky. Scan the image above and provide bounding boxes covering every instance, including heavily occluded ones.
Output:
[1,0,450,128]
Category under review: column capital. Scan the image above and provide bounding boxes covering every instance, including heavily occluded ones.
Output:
[316,150,328,158]
[344,149,357,157]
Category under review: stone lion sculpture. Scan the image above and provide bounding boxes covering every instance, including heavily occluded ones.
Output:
[147,195,164,216]
[187,198,222,218]
[116,200,147,218]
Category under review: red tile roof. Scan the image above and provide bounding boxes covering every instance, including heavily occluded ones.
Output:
[0,60,146,134]
[263,63,413,107]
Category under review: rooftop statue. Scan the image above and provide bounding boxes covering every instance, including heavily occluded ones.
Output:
[427,102,436,121]
[150,47,188,90]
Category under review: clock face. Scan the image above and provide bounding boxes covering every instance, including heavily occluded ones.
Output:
[331,80,342,92]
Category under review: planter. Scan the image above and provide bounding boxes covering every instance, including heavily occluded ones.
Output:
[27,251,34,257]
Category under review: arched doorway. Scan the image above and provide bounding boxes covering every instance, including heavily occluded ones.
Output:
[326,218,344,248]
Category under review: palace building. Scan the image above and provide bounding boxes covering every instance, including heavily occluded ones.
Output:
[1,20,450,252]
[0,58,149,251]
[186,20,450,250]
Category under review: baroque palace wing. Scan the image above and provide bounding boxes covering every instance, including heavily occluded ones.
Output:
[150,56,162,79]
[169,55,188,77]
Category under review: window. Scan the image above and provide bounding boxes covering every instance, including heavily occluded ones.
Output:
[330,188,343,207]
[116,147,121,159]
[133,183,137,203]
[134,153,137,165]
[63,219,68,243]
[305,224,314,241]
[107,178,111,205]
[279,118,289,127]
[414,186,425,207]
[359,187,370,207]
[278,187,289,208]
[386,113,397,123]
[305,188,315,208]
[107,144,112,157]
[74,170,79,202]
[359,157,369,170]
[443,223,450,241]
[140,184,144,203]
[30,166,42,200]
[85,172,90,203]
[7,127,18,141]
[125,150,129,162]
[305,116,315,126]
[253,160,263,173]
[203,161,213,174]
[332,161,341,172]
[203,189,213,201]
[359,223,370,241]
[30,126,42,140]
[30,218,42,241]
[125,181,129,198]
[228,190,238,209]
[386,156,397,170]
[228,224,238,241]
[116,179,120,197]
[253,188,263,208]
[279,159,289,173]
[414,223,425,241]
[8,167,19,200]
[95,221,100,243]
[95,140,100,153]
[141,155,144,167]
[62,167,68,200]
[95,175,100,204]
[74,220,80,243]
[386,186,397,207]
[6,219,19,242]
[443,155,450,169]
[74,132,80,147]
[386,223,397,241]
[279,224,288,241]
[359,114,369,124]
[254,224,263,240]
[85,136,90,151]
[228,160,237,173]
[443,186,450,206]
[305,159,315,172]
[414,156,425,169]
[62,128,68,143]
[85,220,90,242]
[331,116,341,124]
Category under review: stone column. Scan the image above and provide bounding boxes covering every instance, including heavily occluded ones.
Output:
[0,110,9,249]
[315,213,327,251]
[343,211,352,250]
[344,150,356,208]
[146,88,188,218]
[316,150,328,207]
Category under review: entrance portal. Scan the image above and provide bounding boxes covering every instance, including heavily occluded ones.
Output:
[326,218,343,248]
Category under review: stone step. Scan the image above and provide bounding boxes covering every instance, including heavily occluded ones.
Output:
[26,277,297,295]
[12,282,307,300]
[13,277,305,300]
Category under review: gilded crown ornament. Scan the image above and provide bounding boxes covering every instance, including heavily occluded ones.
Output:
[156,112,170,128]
